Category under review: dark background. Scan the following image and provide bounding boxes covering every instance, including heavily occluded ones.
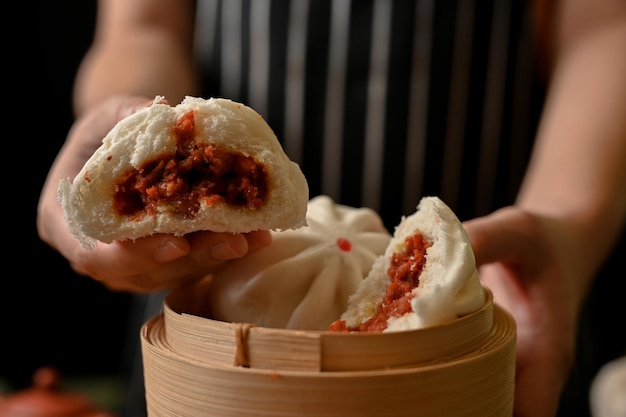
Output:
[4,0,133,394]
[7,1,626,416]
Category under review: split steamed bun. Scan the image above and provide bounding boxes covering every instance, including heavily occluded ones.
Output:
[333,196,485,332]
[58,96,309,249]
[208,195,392,330]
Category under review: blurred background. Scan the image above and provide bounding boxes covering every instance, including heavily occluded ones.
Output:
[6,1,625,416]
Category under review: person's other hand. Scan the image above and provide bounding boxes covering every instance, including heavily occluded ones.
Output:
[37,95,272,292]
[464,207,580,417]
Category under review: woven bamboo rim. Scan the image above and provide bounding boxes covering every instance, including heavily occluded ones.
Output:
[141,286,516,416]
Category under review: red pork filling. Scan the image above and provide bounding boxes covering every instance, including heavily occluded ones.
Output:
[329,233,431,332]
[112,110,269,219]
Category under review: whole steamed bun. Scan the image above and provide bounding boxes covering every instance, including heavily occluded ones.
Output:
[208,195,391,330]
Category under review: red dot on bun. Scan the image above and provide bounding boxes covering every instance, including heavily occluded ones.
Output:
[336,237,352,252]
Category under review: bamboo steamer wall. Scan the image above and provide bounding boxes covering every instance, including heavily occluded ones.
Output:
[141,284,516,417]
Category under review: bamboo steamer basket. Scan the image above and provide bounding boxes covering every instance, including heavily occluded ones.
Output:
[141,282,516,417]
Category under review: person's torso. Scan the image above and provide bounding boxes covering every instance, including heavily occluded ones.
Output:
[194,0,545,229]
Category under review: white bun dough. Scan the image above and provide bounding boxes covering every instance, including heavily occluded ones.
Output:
[208,196,392,330]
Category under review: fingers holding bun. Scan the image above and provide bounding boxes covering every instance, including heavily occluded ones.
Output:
[59,96,309,250]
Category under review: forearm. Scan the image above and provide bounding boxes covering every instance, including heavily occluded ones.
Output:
[74,35,198,115]
[517,16,626,294]
[73,0,198,116]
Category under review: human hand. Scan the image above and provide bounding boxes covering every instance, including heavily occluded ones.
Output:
[463,207,581,417]
[37,95,272,292]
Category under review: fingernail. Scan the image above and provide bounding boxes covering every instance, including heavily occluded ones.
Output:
[253,231,273,246]
[154,240,187,263]
[211,238,246,260]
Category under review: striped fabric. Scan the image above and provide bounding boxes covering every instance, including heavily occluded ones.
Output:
[194,0,545,229]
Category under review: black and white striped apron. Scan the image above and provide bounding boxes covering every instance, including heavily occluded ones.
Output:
[193,0,545,229]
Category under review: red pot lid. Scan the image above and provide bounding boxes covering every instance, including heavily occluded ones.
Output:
[0,367,115,417]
